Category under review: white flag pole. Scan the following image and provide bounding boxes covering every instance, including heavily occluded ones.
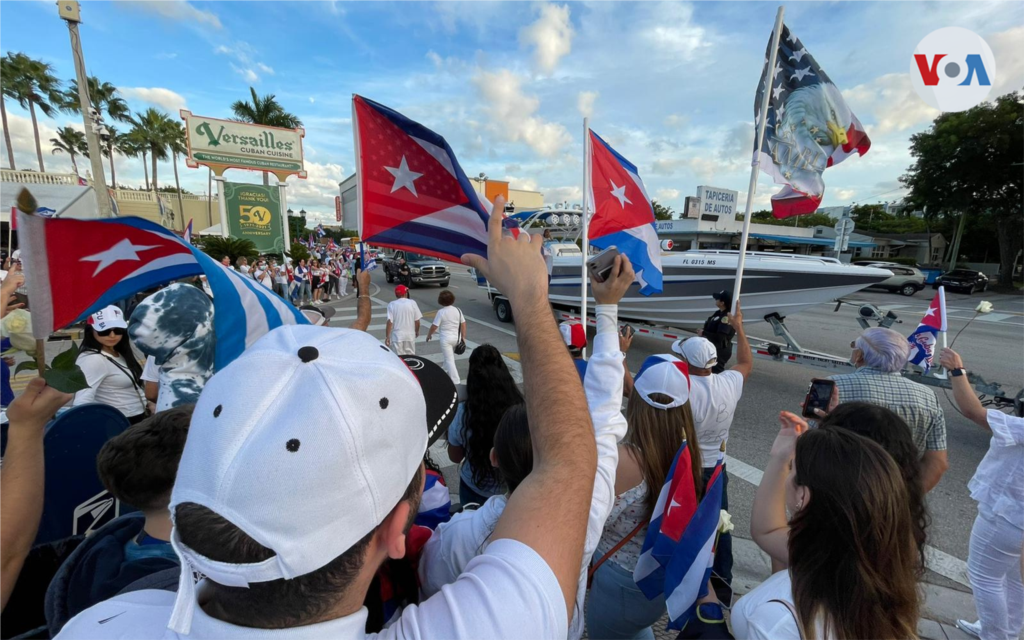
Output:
[732,5,785,314]
[580,117,591,359]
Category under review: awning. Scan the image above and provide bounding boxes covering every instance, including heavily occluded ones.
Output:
[751,233,876,248]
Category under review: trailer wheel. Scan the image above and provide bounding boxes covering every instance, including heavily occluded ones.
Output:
[494,298,513,323]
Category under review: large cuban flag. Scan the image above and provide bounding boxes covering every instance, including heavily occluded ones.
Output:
[907,287,947,374]
[352,95,496,263]
[17,211,308,371]
[588,130,663,295]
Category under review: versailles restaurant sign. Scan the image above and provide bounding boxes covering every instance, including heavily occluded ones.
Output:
[180,110,306,179]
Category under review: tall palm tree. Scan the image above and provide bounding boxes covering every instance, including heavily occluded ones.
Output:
[50,126,88,176]
[2,53,63,172]
[60,76,131,123]
[0,55,21,169]
[230,86,302,185]
[119,131,148,189]
[167,121,187,222]
[100,125,125,189]
[130,108,174,191]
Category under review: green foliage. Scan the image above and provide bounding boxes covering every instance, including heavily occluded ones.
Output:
[231,87,302,186]
[286,242,310,262]
[50,126,88,173]
[14,360,38,376]
[43,341,89,393]
[651,200,675,221]
[129,108,177,190]
[287,216,307,243]
[200,236,259,263]
[60,76,131,123]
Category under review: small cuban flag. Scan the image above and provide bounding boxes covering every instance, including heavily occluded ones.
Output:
[316,223,326,238]
[183,218,194,245]
[907,287,947,374]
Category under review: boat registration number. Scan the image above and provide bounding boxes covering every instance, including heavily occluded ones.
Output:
[678,258,716,265]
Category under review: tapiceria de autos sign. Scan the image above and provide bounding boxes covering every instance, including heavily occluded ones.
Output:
[180,110,306,180]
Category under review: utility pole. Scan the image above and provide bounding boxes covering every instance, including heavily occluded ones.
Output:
[58,1,113,218]
[948,210,967,271]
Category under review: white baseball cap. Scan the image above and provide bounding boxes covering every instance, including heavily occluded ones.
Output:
[634,354,692,409]
[167,325,456,633]
[671,336,718,369]
[87,305,128,332]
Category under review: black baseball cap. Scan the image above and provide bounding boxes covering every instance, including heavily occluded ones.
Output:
[712,290,732,302]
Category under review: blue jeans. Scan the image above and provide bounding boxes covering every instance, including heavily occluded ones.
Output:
[458,482,490,509]
[586,559,665,640]
[703,464,732,591]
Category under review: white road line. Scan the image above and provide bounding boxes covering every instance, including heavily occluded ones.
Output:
[462,313,518,338]
[723,455,971,588]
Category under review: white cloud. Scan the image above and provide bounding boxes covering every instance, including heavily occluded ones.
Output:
[119,87,188,113]
[2,113,74,173]
[120,1,221,29]
[639,2,707,61]
[842,73,941,135]
[232,64,260,84]
[544,185,582,205]
[577,91,598,119]
[473,69,572,158]
[519,4,574,75]
[663,114,689,129]
[282,160,346,216]
[256,62,275,76]
[216,43,272,83]
[506,176,539,192]
[657,188,680,201]
[833,188,857,200]
[989,25,1024,96]
[309,97,315,104]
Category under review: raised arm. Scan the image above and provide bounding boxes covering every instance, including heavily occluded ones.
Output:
[350,269,372,332]
[939,348,989,430]
[463,198,597,621]
[728,302,753,381]
[750,411,806,566]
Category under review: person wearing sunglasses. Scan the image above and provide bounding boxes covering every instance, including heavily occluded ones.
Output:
[73,306,147,424]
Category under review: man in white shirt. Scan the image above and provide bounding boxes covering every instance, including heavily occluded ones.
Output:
[671,303,752,604]
[56,197,599,640]
[386,285,422,356]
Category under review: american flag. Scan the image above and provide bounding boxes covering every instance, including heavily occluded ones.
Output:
[754,23,870,218]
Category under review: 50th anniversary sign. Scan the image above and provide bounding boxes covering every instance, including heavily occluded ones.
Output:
[180,110,306,180]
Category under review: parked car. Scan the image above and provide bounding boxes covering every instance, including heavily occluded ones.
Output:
[866,265,927,296]
[934,268,989,293]
[382,250,450,287]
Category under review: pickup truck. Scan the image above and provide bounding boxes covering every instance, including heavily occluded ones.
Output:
[383,250,450,288]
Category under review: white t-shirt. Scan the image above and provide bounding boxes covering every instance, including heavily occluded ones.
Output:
[273,266,288,285]
[238,265,250,275]
[431,306,462,342]
[687,370,744,467]
[387,298,423,341]
[73,351,146,418]
[969,409,1024,529]
[54,539,566,640]
[731,570,806,640]
[142,356,160,383]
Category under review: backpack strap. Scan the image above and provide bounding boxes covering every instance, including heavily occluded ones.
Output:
[768,599,804,640]
[587,520,647,588]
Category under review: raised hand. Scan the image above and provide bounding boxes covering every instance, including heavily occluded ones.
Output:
[771,410,808,459]
[592,254,635,306]
[7,378,72,433]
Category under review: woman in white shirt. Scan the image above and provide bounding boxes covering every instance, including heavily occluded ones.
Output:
[730,415,920,640]
[587,353,703,640]
[426,289,466,384]
[73,306,148,424]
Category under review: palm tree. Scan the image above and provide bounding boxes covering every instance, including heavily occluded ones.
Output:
[167,121,187,222]
[100,125,125,188]
[3,53,63,172]
[119,131,148,189]
[0,55,20,169]
[130,108,175,191]
[230,86,302,185]
[60,76,131,123]
[50,126,88,175]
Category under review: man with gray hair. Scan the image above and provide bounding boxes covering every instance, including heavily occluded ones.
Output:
[828,327,948,490]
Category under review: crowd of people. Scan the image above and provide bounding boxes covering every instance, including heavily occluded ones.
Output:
[212,246,362,308]
[1,201,1021,640]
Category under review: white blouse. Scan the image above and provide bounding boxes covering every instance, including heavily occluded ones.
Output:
[594,480,649,569]
[73,351,146,418]
[969,410,1024,529]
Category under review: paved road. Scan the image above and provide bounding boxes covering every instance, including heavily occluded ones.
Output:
[346,263,1022,594]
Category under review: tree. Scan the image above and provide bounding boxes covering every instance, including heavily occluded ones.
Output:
[130,108,175,191]
[59,76,131,124]
[119,131,148,189]
[50,126,88,175]
[3,53,63,172]
[167,121,188,224]
[0,55,19,169]
[100,126,125,189]
[200,236,258,264]
[230,86,303,186]
[901,90,1023,287]
[286,242,310,262]
[288,214,308,243]
[651,200,675,220]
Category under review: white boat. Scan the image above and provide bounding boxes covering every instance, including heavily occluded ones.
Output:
[483,247,892,327]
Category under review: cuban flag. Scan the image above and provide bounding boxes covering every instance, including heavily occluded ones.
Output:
[754,24,870,218]
[663,450,725,630]
[633,439,698,599]
[352,95,497,263]
[183,218,194,245]
[17,213,308,371]
[588,130,663,295]
[316,223,326,238]
[907,287,947,374]
[414,469,452,530]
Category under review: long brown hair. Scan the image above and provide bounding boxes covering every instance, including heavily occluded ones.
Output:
[624,393,703,519]
[789,428,921,640]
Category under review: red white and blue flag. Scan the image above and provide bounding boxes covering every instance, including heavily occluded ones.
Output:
[907,287,947,374]
[352,95,495,263]
[315,223,326,238]
[588,130,663,295]
[414,469,452,530]
[182,218,194,245]
[18,213,307,371]
[754,24,870,219]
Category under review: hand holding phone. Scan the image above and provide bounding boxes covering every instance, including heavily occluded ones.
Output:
[802,379,836,419]
[587,246,619,283]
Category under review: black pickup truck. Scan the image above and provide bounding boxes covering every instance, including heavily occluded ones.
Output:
[383,250,450,288]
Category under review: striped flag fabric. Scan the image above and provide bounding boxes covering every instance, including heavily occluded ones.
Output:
[17,213,308,371]
[907,287,947,374]
[183,218,194,245]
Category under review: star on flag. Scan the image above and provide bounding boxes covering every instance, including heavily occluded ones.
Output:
[80,239,160,276]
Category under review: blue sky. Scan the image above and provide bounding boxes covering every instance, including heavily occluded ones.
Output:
[2,1,1021,226]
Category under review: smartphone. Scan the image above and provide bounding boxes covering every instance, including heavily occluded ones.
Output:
[587,246,619,283]
[620,323,635,339]
[802,379,836,418]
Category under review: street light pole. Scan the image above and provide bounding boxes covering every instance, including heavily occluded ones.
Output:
[59,1,113,218]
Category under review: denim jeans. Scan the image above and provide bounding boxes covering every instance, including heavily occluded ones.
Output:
[458,482,490,509]
[703,464,732,591]
[586,559,666,640]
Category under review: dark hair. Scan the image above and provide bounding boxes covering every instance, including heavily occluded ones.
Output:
[461,345,523,489]
[80,326,144,386]
[494,403,532,493]
[789,428,920,640]
[174,464,424,629]
[97,405,193,511]
[819,402,929,570]
[438,290,455,306]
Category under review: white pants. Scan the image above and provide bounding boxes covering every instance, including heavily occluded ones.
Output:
[339,277,348,296]
[393,338,416,356]
[439,337,460,384]
[968,507,1024,640]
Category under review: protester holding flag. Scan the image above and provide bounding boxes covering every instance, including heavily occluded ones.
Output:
[73,306,148,424]
[829,327,948,490]
[292,258,310,305]
[732,416,920,640]
[588,354,702,639]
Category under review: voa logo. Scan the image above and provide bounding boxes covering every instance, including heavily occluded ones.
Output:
[911,27,996,112]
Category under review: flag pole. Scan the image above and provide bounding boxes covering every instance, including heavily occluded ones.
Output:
[580,117,591,359]
[732,5,785,314]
